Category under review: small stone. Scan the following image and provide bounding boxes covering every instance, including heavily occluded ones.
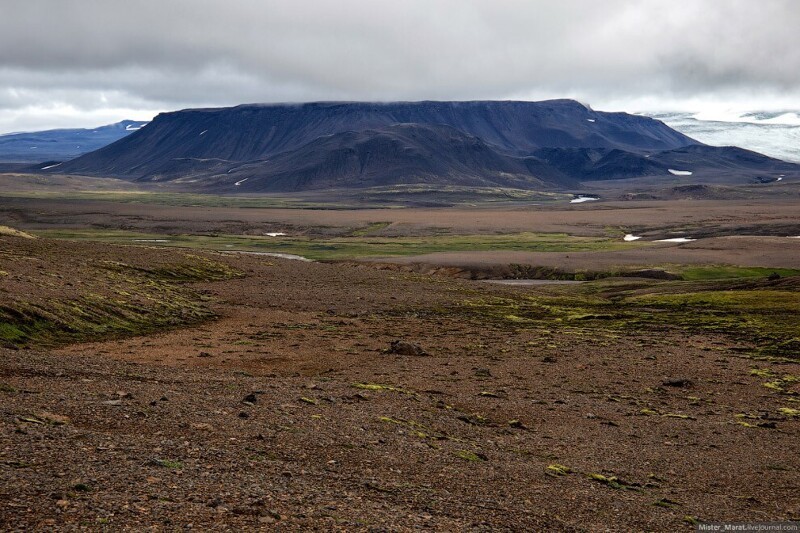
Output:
[663,378,693,388]
[242,393,258,404]
[388,340,429,356]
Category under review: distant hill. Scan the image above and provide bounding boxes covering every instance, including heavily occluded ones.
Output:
[0,120,147,164]
[47,101,800,191]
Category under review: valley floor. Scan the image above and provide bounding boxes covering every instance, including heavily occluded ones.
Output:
[1,235,799,531]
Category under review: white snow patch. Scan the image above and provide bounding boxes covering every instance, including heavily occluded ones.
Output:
[265,232,286,237]
[656,237,696,243]
[570,195,599,203]
[133,239,170,243]
[234,178,248,186]
[41,163,61,170]
[777,177,783,181]
[668,169,693,176]
[789,236,800,239]
[623,234,642,241]
[586,119,596,123]
[199,130,208,136]
[125,124,143,131]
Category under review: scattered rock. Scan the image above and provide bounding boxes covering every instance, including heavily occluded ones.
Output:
[474,368,492,377]
[388,340,429,356]
[242,393,258,405]
[36,412,70,425]
[662,378,693,388]
[198,351,213,358]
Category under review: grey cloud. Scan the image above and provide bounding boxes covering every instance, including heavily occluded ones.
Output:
[1,0,799,132]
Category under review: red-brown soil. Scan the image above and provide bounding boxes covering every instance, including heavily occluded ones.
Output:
[1,236,798,530]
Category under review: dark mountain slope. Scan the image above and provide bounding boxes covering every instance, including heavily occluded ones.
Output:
[534,144,799,182]
[649,145,798,174]
[46,100,800,193]
[156,123,574,192]
[533,148,668,181]
[0,121,146,163]
[55,100,698,180]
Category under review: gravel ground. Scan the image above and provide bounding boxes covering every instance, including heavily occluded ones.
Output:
[1,238,799,531]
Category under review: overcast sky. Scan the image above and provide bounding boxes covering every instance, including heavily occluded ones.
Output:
[1,0,799,132]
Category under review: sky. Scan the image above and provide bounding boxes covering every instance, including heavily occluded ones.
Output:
[1,0,799,133]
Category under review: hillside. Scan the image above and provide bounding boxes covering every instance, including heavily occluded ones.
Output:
[48,101,800,192]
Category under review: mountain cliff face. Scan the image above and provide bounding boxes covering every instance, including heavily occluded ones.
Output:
[50,101,798,191]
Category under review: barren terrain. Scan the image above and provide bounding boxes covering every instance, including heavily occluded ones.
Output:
[1,177,799,530]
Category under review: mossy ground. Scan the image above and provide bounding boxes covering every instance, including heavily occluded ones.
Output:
[32,228,637,260]
[0,240,242,347]
[449,277,800,359]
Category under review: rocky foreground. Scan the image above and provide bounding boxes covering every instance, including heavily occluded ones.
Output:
[1,236,798,530]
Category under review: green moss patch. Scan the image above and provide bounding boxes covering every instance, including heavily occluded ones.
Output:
[0,250,240,348]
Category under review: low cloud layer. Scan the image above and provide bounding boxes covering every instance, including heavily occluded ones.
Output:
[1,0,799,132]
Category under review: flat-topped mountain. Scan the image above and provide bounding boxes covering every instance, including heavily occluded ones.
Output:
[49,101,798,191]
